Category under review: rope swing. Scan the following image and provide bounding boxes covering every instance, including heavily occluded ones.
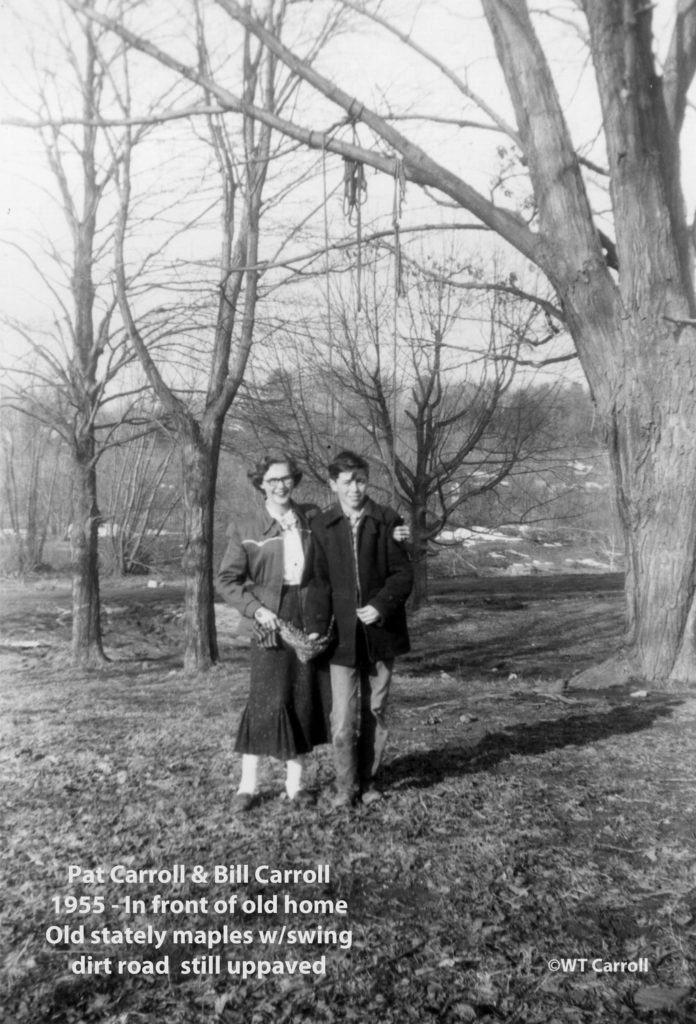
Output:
[392,155,406,299]
[391,155,406,505]
[328,132,408,509]
[342,125,367,310]
[322,138,337,459]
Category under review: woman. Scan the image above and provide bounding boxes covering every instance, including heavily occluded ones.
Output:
[217,453,331,813]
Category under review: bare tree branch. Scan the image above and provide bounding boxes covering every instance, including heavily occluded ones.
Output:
[662,0,696,137]
[334,0,521,143]
[66,0,541,262]
[1,104,238,128]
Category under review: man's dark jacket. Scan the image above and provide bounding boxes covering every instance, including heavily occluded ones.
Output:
[305,498,412,667]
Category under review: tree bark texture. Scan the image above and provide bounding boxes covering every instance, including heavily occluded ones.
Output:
[70,443,104,666]
[181,432,220,674]
[67,17,105,667]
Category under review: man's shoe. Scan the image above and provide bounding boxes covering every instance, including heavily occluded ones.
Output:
[361,786,383,805]
[232,793,256,814]
[331,791,356,809]
[290,789,316,807]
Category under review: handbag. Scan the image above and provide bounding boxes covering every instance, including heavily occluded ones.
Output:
[277,617,336,663]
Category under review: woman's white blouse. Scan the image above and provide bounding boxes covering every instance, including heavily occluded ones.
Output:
[273,509,305,585]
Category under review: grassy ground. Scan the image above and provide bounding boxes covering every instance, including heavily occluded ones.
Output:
[2,571,696,1023]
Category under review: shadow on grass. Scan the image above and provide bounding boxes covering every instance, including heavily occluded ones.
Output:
[383,695,682,791]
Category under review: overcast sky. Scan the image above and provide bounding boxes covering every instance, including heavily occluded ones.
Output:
[1,1,693,376]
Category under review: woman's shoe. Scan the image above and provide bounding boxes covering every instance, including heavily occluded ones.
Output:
[330,791,356,809]
[233,793,256,813]
[290,789,315,807]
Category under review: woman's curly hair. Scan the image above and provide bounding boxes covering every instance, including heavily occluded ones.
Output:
[248,451,303,492]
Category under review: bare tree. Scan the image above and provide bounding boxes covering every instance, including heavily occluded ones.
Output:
[240,253,553,606]
[8,0,342,671]
[2,1,200,662]
[75,0,696,687]
[111,0,333,670]
[1,7,146,665]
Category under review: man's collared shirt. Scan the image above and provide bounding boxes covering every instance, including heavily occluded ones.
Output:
[344,506,365,602]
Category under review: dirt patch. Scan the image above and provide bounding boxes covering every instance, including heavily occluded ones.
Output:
[0,572,625,678]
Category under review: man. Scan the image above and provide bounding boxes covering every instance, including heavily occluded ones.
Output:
[305,451,412,807]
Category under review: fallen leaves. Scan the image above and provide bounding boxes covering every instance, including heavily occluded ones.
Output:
[633,984,692,1011]
[2,580,696,1022]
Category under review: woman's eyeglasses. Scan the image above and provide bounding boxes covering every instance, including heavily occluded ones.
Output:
[263,475,295,488]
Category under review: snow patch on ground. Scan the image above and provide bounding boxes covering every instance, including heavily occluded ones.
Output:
[565,557,613,570]
[437,526,527,545]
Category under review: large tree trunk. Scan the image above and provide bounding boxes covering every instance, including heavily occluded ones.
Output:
[484,0,696,688]
[570,2,696,686]
[608,321,696,685]
[181,431,220,673]
[70,438,104,666]
[549,247,696,688]
[559,291,696,688]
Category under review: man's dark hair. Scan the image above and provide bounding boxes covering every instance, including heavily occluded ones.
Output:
[248,451,303,491]
[328,450,369,480]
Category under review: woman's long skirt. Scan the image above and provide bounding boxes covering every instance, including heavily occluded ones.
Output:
[234,585,331,759]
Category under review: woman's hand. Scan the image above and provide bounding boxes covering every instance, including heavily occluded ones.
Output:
[254,607,280,630]
[393,523,410,543]
[357,604,381,625]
